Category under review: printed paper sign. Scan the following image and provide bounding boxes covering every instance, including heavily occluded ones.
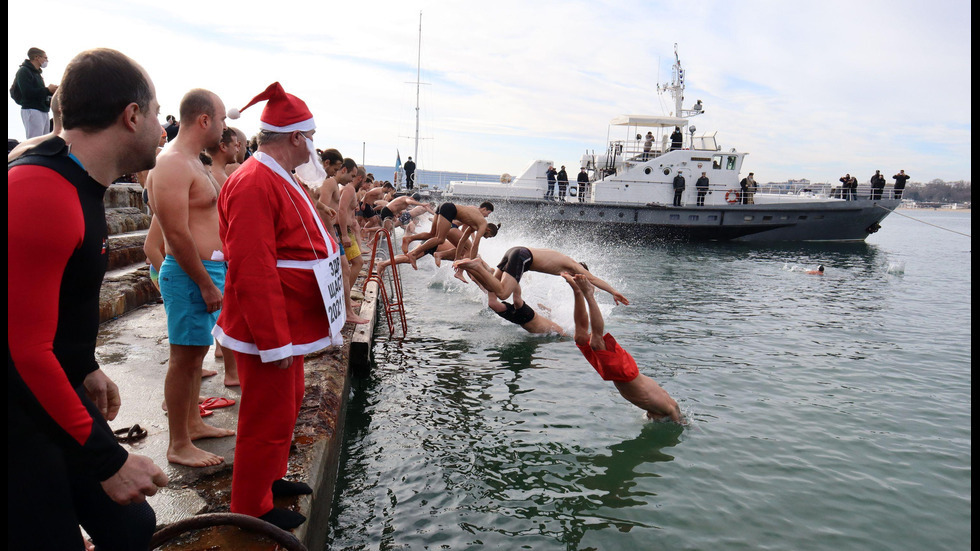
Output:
[313,247,346,339]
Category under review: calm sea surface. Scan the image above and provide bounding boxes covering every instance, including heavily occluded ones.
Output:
[324,209,971,551]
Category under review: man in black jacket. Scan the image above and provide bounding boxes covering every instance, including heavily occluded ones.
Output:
[12,47,58,138]
[696,172,710,206]
[577,167,589,203]
[870,170,886,200]
[673,172,686,206]
[557,165,569,202]
[892,170,910,199]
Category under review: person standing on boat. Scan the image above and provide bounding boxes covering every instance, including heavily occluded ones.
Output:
[670,126,683,151]
[892,170,910,199]
[672,171,686,206]
[577,167,590,202]
[557,165,569,202]
[545,164,557,200]
[696,171,710,206]
[839,174,852,200]
[404,156,416,190]
[643,131,654,159]
[870,170,886,200]
[745,172,757,204]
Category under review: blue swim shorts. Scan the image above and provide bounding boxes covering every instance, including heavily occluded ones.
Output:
[159,255,226,346]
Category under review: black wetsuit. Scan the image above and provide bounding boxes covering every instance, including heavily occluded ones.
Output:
[493,301,536,326]
[497,247,534,281]
[8,137,156,550]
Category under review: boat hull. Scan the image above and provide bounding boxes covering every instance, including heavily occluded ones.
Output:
[439,195,899,242]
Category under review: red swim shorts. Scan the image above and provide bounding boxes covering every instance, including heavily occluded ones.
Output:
[577,333,639,382]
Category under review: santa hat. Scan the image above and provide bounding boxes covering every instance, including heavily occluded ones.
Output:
[227,82,315,133]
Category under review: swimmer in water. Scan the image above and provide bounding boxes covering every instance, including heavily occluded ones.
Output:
[806,265,825,275]
[563,272,682,423]
[487,292,567,336]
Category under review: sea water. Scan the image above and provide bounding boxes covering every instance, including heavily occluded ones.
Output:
[324,210,971,551]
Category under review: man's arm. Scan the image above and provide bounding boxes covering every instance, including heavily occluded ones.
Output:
[148,160,222,311]
[572,266,629,306]
[8,169,130,482]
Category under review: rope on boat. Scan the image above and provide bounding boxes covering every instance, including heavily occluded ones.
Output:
[150,512,307,550]
[875,204,971,238]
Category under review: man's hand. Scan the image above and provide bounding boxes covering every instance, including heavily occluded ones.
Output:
[47,83,59,93]
[101,454,168,505]
[612,292,630,306]
[83,369,121,421]
[271,357,294,370]
[201,281,223,313]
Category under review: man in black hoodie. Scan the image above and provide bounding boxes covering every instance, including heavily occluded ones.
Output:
[12,47,58,138]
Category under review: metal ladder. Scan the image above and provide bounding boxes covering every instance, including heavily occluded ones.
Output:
[362,228,407,338]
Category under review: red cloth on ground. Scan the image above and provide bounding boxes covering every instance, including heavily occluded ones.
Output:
[230,352,305,517]
[576,333,639,382]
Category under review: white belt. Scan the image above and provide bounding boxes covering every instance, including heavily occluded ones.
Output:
[276,259,320,269]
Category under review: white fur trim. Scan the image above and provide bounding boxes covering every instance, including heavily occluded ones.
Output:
[259,118,315,133]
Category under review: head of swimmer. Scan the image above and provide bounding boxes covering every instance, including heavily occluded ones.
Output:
[479,201,494,218]
[484,222,500,238]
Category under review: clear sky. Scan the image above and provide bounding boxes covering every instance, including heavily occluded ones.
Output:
[7,0,972,183]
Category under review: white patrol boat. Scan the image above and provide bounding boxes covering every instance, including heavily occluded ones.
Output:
[444,45,899,242]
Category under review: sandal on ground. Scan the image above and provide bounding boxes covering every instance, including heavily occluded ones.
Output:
[199,404,213,417]
[200,396,236,409]
[113,424,148,443]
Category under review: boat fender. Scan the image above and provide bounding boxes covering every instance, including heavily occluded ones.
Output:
[725,190,739,204]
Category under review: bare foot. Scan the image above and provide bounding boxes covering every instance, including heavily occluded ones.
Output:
[453,268,470,284]
[188,422,236,441]
[376,261,389,277]
[346,312,370,324]
[401,236,411,254]
[202,369,218,378]
[214,347,223,359]
[433,254,442,267]
[573,273,596,295]
[560,272,580,290]
[162,396,208,412]
[407,253,418,270]
[452,257,480,269]
[167,442,224,467]
[224,377,240,387]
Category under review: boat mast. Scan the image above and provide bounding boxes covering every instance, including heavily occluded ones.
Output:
[414,10,422,165]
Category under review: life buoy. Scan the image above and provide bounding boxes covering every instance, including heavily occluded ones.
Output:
[725,190,739,204]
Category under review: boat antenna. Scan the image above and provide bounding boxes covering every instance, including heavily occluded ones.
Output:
[414,10,422,165]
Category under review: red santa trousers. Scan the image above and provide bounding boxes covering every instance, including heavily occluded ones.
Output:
[230,352,305,517]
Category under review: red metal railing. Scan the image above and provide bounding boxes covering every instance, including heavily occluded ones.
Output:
[362,229,407,338]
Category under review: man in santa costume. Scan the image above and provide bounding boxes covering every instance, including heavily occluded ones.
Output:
[213,82,345,530]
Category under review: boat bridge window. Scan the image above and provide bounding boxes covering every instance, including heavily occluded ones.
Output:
[727,156,737,170]
[712,155,723,169]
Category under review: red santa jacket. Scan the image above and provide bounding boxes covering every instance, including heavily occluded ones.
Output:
[213,153,338,362]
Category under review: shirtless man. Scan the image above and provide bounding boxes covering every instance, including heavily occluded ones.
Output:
[563,272,681,422]
[376,224,495,276]
[454,246,629,306]
[402,201,496,268]
[338,163,370,324]
[377,193,425,233]
[223,127,248,174]
[203,127,243,384]
[147,89,235,467]
[488,292,566,335]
